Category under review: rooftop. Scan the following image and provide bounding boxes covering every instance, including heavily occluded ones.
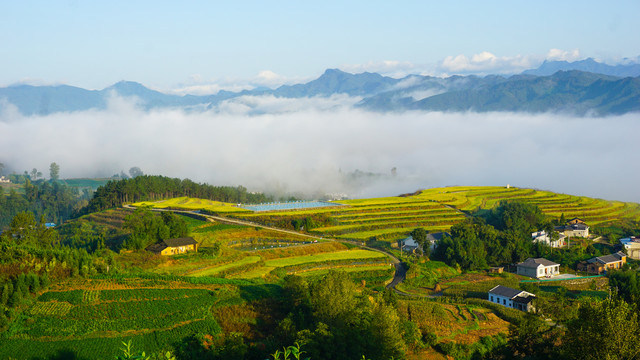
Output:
[517,258,559,268]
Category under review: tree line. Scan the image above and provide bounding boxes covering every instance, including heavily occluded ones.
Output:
[81,175,272,214]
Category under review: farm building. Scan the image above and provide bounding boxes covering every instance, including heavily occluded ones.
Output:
[620,237,640,260]
[146,237,198,256]
[516,258,560,278]
[577,251,627,275]
[488,285,536,312]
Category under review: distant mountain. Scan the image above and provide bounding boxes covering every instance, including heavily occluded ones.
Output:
[359,71,640,115]
[1,66,639,117]
[522,58,640,77]
[272,68,401,97]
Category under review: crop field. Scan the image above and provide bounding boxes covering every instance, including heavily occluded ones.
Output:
[226,186,640,242]
[133,196,250,213]
[0,277,281,360]
[397,299,510,359]
[140,215,394,285]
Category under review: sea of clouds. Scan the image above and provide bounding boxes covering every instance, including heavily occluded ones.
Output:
[1,94,639,203]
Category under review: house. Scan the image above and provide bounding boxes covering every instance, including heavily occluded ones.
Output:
[531,230,567,248]
[488,285,536,312]
[399,236,421,253]
[146,237,198,255]
[620,237,640,260]
[516,258,560,278]
[555,221,589,238]
[577,251,627,274]
[44,223,56,229]
[399,232,450,254]
[0,176,10,183]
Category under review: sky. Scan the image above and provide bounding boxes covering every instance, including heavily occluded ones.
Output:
[1,1,639,92]
[1,1,640,203]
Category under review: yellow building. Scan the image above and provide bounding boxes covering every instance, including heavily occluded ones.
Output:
[146,237,198,255]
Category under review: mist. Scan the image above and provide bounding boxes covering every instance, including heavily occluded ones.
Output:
[1,94,639,203]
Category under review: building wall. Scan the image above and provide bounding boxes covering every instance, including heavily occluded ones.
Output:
[160,244,197,256]
[516,266,538,278]
[488,294,513,308]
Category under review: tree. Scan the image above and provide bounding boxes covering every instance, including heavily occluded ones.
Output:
[49,162,60,181]
[129,167,144,178]
[563,297,640,360]
[30,168,38,180]
[0,162,4,176]
[507,312,560,359]
[410,228,428,256]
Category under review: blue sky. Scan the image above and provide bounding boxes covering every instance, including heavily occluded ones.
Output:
[1,1,639,92]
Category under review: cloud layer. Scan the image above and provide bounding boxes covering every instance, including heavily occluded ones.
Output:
[1,95,639,203]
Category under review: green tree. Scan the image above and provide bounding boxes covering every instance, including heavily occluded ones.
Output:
[410,228,430,257]
[8,211,37,244]
[49,162,60,181]
[563,297,640,360]
[129,166,144,178]
[507,311,559,359]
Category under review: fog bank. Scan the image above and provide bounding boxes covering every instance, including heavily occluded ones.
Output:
[1,95,639,203]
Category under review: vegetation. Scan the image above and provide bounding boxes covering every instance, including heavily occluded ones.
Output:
[82,175,271,214]
[0,184,639,359]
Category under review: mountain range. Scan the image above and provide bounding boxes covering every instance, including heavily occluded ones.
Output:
[1,58,639,116]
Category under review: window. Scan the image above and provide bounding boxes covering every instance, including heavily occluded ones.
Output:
[491,296,494,302]
[503,299,506,305]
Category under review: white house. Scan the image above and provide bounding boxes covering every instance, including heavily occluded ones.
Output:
[555,223,589,238]
[488,285,536,312]
[531,230,566,248]
[399,232,450,254]
[0,176,10,183]
[620,237,640,260]
[399,236,421,253]
[516,258,560,278]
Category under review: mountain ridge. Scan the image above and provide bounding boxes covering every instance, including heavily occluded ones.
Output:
[1,58,639,116]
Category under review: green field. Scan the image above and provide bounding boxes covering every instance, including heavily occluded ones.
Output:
[0,278,282,359]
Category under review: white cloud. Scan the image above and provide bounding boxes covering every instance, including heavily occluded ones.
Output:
[546,48,581,61]
[1,95,639,203]
[168,71,310,96]
[438,51,537,74]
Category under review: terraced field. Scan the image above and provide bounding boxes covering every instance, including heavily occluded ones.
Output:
[227,186,640,242]
[0,277,277,359]
[134,186,640,246]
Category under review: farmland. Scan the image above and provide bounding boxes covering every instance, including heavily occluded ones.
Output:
[222,186,640,243]
[3,184,638,359]
[0,277,270,359]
